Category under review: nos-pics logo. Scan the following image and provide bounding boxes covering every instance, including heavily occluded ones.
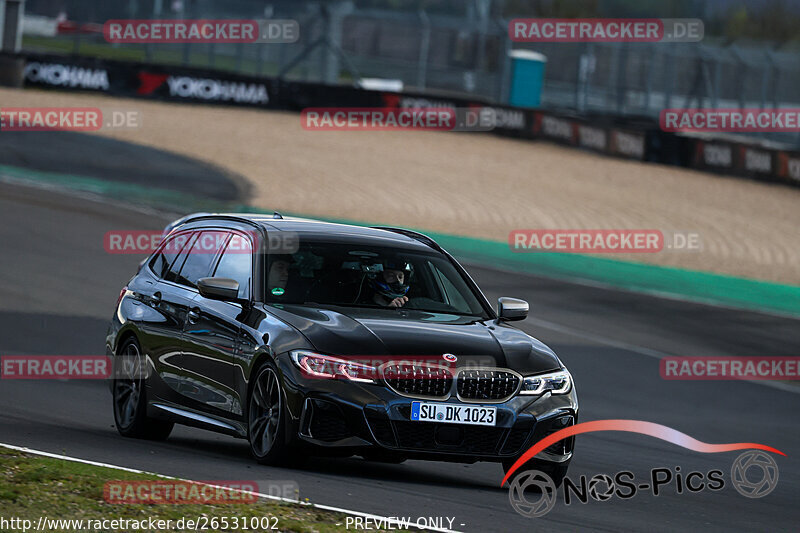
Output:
[503,420,783,518]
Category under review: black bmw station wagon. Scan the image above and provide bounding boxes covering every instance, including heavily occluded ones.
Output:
[107,213,578,482]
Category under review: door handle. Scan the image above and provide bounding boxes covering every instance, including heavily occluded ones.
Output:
[187,308,201,324]
[152,291,162,304]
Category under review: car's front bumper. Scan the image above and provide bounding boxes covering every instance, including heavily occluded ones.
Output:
[279,356,578,464]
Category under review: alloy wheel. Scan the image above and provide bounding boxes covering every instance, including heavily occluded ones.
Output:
[113,341,144,429]
[249,366,282,457]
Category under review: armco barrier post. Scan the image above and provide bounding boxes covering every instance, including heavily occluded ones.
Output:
[0,0,25,87]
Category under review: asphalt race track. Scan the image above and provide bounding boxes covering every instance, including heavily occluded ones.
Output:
[0,131,247,202]
[0,181,798,532]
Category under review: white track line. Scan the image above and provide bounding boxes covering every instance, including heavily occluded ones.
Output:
[0,443,462,533]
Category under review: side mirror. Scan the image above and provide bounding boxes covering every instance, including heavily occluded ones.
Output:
[197,277,243,303]
[497,297,528,321]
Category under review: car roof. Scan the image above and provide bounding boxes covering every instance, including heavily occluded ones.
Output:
[171,213,440,252]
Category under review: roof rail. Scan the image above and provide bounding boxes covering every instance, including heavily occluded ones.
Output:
[371,226,442,251]
[162,212,211,235]
[163,213,264,235]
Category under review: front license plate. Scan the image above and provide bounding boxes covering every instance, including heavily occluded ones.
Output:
[410,402,496,426]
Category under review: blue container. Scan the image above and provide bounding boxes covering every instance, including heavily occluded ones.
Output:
[509,50,547,108]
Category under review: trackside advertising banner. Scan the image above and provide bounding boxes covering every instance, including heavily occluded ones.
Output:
[20,52,278,108]
[12,52,798,187]
[689,139,795,184]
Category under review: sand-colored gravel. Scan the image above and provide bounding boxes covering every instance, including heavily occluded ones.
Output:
[3,87,798,284]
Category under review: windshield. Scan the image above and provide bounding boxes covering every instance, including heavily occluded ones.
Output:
[264,240,489,317]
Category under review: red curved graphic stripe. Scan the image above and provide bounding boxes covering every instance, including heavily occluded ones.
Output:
[501,419,785,487]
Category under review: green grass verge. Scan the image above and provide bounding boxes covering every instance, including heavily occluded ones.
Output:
[1,163,798,318]
[0,447,398,532]
[423,232,800,317]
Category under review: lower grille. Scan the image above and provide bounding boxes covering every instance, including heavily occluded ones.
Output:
[392,421,505,454]
[544,416,575,455]
[366,415,397,447]
[501,427,532,455]
[305,400,350,442]
[457,369,521,402]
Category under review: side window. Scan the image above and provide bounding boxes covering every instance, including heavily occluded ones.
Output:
[175,231,228,288]
[438,269,469,310]
[213,233,253,299]
[428,261,470,312]
[164,233,198,283]
[149,232,194,280]
[412,260,444,302]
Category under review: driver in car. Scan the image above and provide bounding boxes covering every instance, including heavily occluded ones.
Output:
[267,255,292,296]
[370,260,412,308]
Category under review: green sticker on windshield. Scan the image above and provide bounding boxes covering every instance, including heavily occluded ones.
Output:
[271,287,285,296]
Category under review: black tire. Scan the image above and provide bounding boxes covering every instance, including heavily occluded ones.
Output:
[502,458,570,488]
[247,360,298,465]
[112,338,173,440]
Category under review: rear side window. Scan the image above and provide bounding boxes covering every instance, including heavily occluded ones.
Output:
[213,233,253,299]
[164,233,198,283]
[149,232,194,280]
[175,231,229,288]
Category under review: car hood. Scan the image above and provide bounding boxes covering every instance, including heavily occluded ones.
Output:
[266,304,562,375]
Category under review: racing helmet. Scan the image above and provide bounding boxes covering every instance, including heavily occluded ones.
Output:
[370,259,411,299]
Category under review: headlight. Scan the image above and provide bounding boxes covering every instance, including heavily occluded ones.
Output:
[520,369,571,395]
[289,350,377,384]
